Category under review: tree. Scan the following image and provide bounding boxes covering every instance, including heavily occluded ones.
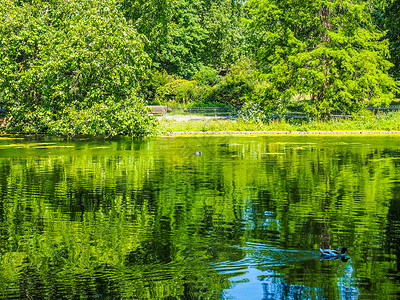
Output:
[384,0,400,81]
[200,0,246,70]
[120,0,246,78]
[118,0,170,64]
[156,0,208,77]
[0,0,156,136]
[120,0,206,77]
[367,0,400,82]
[246,0,398,118]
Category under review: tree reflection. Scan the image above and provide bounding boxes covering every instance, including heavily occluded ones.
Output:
[0,136,399,298]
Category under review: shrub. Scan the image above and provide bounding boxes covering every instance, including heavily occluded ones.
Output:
[0,0,153,136]
[4,96,157,137]
[155,79,210,104]
[192,66,221,86]
[238,101,266,123]
[141,70,175,104]
[206,59,259,106]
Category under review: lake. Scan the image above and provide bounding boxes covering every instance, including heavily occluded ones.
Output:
[0,135,400,299]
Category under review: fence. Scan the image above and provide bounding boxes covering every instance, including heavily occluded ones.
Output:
[366,105,400,112]
[168,106,237,116]
[162,105,400,118]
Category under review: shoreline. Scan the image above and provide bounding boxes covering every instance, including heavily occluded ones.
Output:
[2,130,400,139]
[165,130,400,136]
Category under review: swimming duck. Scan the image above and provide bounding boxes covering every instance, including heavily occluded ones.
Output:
[319,247,350,257]
[320,256,350,262]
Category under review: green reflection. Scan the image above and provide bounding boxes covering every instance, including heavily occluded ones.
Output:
[0,136,400,299]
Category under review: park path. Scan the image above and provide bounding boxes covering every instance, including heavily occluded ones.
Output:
[157,115,231,121]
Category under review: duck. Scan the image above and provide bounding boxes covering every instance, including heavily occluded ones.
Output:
[320,256,350,262]
[319,247,350,257]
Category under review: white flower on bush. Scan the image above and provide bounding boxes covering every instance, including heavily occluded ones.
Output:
[238,102,266,123]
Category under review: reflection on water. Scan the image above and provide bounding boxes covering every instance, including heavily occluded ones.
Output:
[216,243,357,299]
[0,135,400,299]
[215,243,319,299]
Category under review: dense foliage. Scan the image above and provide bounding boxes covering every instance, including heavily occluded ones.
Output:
[369,0,400,81]
[0,0,399,135]
[245,0,398,117]
[0,0,156,136]
[120,0,245,77]
[385,0,400,80]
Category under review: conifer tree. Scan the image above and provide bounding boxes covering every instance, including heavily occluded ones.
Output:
[385,0,400,80]
[246,0,398,117]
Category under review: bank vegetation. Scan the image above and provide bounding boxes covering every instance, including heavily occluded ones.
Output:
[0,0,399,137]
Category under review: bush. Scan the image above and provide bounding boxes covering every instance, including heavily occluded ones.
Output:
[0,0,153,136]
[155,79,211,104]
[206,59,259,106]
[192,66,221,86]
[238,101,266,123]
[4,96,157,137]
[240,77,281,113]
[141,70,175,104]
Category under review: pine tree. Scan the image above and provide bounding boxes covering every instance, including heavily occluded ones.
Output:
[246,0,399,117]
[385,0,400,80]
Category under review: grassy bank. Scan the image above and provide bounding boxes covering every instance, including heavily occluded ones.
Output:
[158,111,400,134]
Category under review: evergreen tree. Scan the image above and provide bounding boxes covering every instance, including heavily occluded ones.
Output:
[385,0,400,80]
[246,0,398,117]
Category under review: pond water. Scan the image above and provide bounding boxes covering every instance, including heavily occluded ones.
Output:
[1,135,400,299]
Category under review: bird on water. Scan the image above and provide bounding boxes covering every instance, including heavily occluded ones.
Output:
[319,247,350,257]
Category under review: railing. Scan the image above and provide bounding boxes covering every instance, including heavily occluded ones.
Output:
[164,105,400,116]
[271,105,400,118]
[366,105,400,111]
[168,106,237,116]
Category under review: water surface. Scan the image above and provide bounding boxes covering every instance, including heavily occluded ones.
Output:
[0,135,400,299]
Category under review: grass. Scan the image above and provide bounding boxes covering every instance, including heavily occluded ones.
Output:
[157,111,400,134]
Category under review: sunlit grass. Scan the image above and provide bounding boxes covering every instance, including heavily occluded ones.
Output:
[158,111,400,134]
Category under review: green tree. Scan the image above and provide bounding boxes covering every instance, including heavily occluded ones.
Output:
[0,0,156,136]
[157,0,208,77]
[200,0,246,70]
[384,0,400,81]
[120,0,245,78]
[368,0,400,82]
[118,0,170,64]
[121,0,207,77]
[246,0,398,118]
